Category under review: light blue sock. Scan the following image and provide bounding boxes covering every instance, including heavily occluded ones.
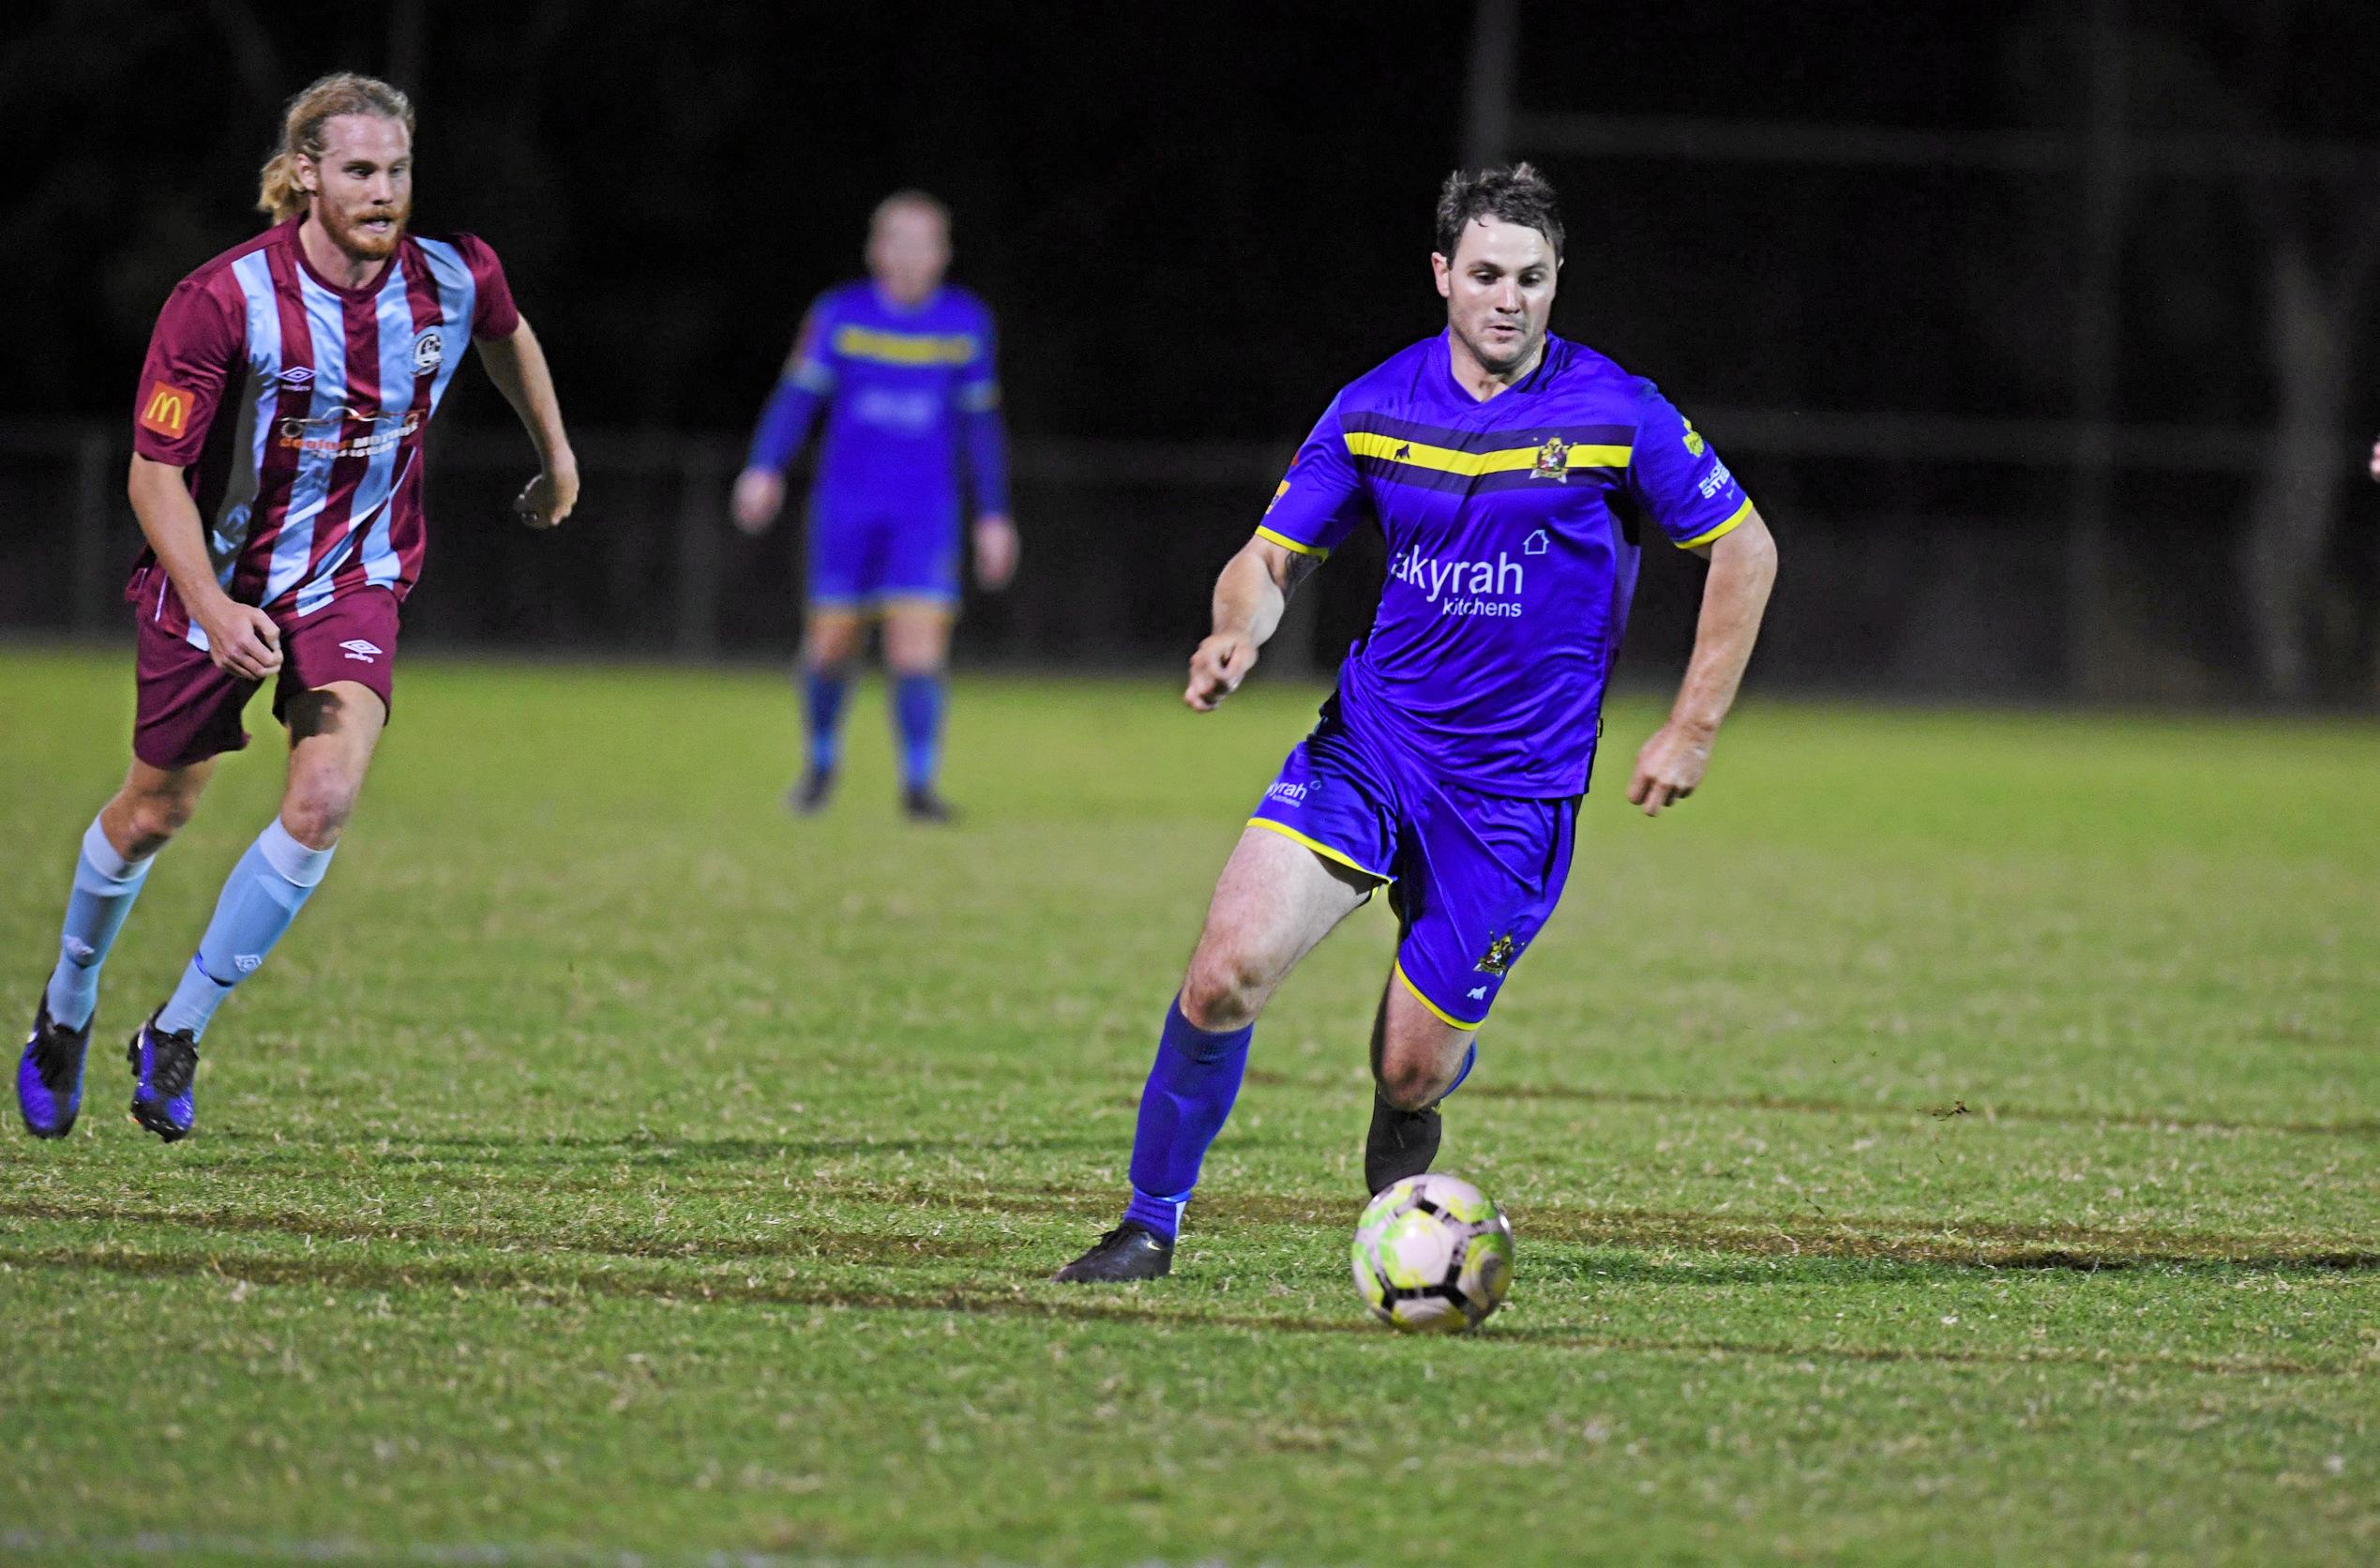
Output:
[804,666,850,776]
[45,817,157,1031]
[156,819,336,1040]
[894,672,945,792]
[1121,996,1254,1241]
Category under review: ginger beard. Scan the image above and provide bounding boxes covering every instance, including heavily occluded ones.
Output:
[304,115,413,264]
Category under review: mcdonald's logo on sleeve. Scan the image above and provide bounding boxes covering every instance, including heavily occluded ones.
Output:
[138,382,195,439]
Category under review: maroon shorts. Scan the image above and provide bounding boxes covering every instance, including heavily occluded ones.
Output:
[131,578,400,770]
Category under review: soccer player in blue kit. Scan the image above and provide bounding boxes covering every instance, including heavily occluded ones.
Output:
[734,191,1017,822]
[1058,165,1780,1281]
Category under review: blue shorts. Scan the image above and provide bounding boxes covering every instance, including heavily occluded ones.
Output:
[1246,713,1578,1030]
[806,504,961,611]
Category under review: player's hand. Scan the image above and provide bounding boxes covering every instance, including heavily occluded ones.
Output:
[972,514,1019,591]
[516,455,579,530]
[732,467,784,535]
[1185,633,1258,712]
[1628,719,1714,818]
[196,597,283,681]
[2369,438,2380,483]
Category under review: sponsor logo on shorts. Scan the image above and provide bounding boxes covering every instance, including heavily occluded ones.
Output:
[339,639,384,663]
[412,328,444,376]
[1473,932,1517,976]
[139,382,196,439]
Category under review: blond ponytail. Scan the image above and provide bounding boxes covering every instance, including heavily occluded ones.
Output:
[256,72,414,223]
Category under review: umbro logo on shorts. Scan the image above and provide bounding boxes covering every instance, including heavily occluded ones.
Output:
[339,639,384,662]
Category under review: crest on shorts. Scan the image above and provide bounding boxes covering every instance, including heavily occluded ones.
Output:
[1473,931,1517,975]
[412,328,444,376]
[1531,436,1571,481]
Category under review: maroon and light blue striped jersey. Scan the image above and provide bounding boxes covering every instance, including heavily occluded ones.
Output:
[127,216,519,644]
[1257,332,1755,796]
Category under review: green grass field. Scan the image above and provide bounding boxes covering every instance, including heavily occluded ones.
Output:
[2,648,2375,1567]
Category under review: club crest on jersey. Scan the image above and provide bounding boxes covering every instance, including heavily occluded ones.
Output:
[1473,932,1517,975]
[1532,436,1571,481]
[412,328,444,376]
[1682,418,1707,458]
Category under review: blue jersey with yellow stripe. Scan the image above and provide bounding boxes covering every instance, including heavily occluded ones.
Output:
[1258,331,1753,796]
[746,281,1007,523]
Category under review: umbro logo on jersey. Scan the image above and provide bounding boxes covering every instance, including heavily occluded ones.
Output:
[339,639,384,662]
[278,367,315,393]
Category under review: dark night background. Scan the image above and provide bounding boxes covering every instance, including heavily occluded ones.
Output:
[6,1,2380,701]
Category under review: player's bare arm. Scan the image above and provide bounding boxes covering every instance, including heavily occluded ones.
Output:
[126,455,282,680]
[1184,536,1320,712]
[1629,508,1779,817]
[475,317,578,529]
[972,512,1019,590]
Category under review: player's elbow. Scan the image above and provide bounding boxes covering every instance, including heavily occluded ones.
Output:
[1712,512,1778,586]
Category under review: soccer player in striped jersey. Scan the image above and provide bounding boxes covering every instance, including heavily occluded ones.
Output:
[16,73,576,1142]
[1058,164,1780,1281]
[732,191,1017,822]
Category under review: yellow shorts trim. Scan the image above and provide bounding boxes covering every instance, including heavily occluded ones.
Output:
[1254,526,1330,559]
[1675,497,1754,550]
[1394,960,1484,1033]
[1244,816,1390,882]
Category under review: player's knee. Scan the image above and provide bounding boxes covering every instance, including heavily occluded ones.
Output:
[280,773,360,849]
[1181,947,1272,1032]
[1375,1055,1449,1113]
[119,789,198,853]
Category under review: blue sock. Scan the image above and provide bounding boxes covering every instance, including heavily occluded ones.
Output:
[1122,996,1254,1241]
[156,819,336,1040]
[804,666,850,776]
[45,817,157,1031]
[893,672,944,792]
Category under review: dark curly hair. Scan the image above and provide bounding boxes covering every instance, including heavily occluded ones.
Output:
[1435,162,1564,263]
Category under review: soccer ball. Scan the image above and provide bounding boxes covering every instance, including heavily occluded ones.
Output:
[1351,1173,1514,1333]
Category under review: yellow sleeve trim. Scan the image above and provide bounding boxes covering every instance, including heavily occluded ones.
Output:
[1254,525,1330,560]
[1675,497,1754,550]
[1244,817,1389,882]
[1394,961,1484,1032]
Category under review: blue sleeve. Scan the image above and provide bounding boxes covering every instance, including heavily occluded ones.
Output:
[746,296,837,473]
[957,307,1009,517]
[1254,394,1369,558]
[1626,384,1753,550]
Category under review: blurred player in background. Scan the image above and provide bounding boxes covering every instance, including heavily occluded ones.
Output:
[16,72,576,1143]
[1059,164,1780,1281]
[732,191,1017,822]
